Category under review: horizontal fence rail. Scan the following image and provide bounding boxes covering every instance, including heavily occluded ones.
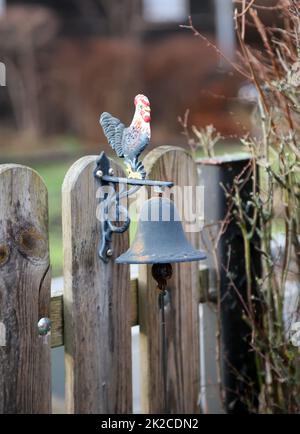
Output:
[50,267,209,348]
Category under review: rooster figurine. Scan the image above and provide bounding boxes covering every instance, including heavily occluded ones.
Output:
[100,94,151,179]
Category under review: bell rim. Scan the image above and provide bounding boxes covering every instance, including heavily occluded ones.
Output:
[115,250,206,264]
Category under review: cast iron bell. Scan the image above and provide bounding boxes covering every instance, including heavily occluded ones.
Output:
[116,197,206,264]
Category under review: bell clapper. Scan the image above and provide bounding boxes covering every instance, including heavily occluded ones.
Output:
[151,263,172,413]
[152,262,172,291]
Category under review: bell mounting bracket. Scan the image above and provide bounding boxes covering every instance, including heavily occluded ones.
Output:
[94,152,173,262]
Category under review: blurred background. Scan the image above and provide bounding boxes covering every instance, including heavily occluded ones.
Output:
[0,0,278,412]
[0,0,278,277]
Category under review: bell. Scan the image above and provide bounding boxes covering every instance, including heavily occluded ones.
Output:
[116,197,206,264]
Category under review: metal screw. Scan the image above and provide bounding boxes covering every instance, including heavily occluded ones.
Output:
[37,317,51,336]
[96,170,103,178]
[108,168,114,176]
[106,249,113,257]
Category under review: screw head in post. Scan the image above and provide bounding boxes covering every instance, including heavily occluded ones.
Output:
[106,248,113,257]
[96,170,103,178]
[37,317,51,336]
[108,168,114,176]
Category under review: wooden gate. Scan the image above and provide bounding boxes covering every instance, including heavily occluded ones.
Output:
[0,147,210,414]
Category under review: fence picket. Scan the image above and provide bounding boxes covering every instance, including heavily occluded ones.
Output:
[62,156,132,414]
[137,146,201,413]
[0,164,51,414]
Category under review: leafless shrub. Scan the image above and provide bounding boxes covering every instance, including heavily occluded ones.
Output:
[185,0,300,413]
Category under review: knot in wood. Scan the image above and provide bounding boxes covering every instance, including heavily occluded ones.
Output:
[0,244,10,267]
[16,226,47,261]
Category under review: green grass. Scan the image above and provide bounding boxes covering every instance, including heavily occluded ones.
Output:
[194,141,245,159]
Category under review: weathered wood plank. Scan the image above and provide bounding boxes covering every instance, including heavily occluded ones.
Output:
[138,146,202,413]
[50,286,64,348]
[0,164,51,414]
[62,156,132,414]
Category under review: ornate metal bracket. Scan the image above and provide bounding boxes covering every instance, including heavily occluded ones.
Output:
[94,152,173,262]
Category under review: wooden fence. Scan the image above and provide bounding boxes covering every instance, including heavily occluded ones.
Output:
[0,146,240,414]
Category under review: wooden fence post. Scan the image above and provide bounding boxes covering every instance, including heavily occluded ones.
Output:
[198,155,261,414]
[138,146,201,413]
[62,155,132,414]
[0,164,51,414]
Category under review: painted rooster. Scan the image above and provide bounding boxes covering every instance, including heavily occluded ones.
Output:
[100,94,151,179]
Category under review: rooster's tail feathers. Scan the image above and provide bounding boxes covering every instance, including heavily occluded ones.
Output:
[100,112,125,157]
